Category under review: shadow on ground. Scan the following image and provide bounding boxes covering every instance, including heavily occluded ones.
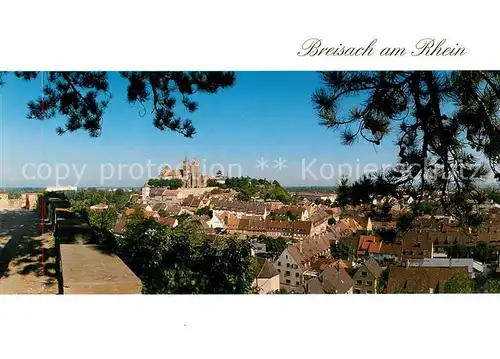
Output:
[0,210,58,289]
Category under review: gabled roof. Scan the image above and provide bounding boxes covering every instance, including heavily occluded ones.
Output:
[306,277,325,294]
[320,264,354,294]
[287,234,333,270]
[355,258,383,279]
[387,266,468,293]
[182,195,203,208]
[257,260,279,279]
[163,205,182,216]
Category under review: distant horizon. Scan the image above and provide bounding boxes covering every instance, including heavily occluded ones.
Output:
[1,182,499,191]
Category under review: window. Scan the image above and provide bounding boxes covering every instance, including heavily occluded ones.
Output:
[355,289,361,294]
[286,263,290,268]
[367,290,373,294]
[356,280,363,285]
[286,279,291,284]
[295,272,299,278]
[286,255,288,259]
[278,261,281,266]
[277,269,281,273]
[285,271,291,276]
[366,280,373,286]
[295,281,300,286]
[361,271,368,277]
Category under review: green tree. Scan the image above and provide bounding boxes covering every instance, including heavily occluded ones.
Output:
[147,178,183,189]
[313,71,497,228]
[207,179,218,187]
[483,278,500,293]
[116,217,255,294]
[377,267,390,293]
[196,206,213,217]
[396,213,413,232]
[263,236,289,258]
[285,211,298,221]
[486,189,500,204]
[330,242,353,260]
[473,241,489,263]
[413,200,439,215]
[328,217,336,225]
[444,273,473,293]
[448,244,471,258]
[89,207,118,231]
[1,71,235,137]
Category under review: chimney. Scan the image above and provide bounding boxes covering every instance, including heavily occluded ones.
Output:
[299,239,303,254]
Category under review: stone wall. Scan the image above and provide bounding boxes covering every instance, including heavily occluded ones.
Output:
[59,244,142,294]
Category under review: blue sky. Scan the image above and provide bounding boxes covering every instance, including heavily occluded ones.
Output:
[0,71,400,188]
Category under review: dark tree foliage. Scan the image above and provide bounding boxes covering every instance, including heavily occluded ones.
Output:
[444,273,473,293]
[375,228,397,243]
[330,242,353,260]
[412,200,439,215]
[335,173,399,211]
[377,267,390,293]
[196,206,212,217]
[314,71,500,228]
[256,235,290,258]
[2,71,235,138]
[206,179,218,187]
[447,241,490,262]
[396,213,413,232]
[222,176,294,204]
[117,217,255,294]
[447,243,471,258]
[484,278,500,293]
[147,178,184,189]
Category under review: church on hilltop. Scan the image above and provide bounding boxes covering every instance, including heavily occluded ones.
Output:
[159,156,209,188]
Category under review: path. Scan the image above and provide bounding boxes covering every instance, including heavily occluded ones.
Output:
[0,209,58,294]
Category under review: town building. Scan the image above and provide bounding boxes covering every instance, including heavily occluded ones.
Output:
[274,234,333,291]
[405,258,486,279]
[301,262,354,294]
[252,259,280,294]
[352,258,383,294]
[211,200,268,220]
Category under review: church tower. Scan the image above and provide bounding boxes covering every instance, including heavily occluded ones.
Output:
[366,217,373,234]
[183,156,190,188]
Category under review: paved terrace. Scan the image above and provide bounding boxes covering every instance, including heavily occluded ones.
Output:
[0,209,58,294]
[1,203,142,294]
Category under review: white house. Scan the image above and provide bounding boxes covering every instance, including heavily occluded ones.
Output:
[275,234,332,291]
[206,214,226,229]
[252,259,280,294]
[46,185,77,192]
